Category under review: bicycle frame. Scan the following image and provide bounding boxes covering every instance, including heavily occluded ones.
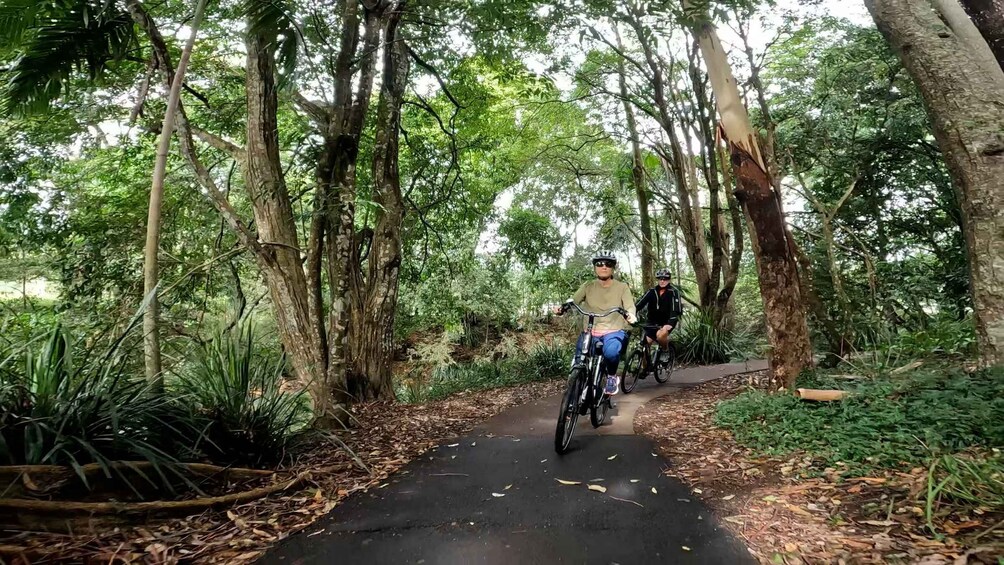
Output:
[565,302,626,408]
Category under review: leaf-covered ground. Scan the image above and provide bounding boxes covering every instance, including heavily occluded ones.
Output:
[634,372,1004,564]
[1,379,565,564]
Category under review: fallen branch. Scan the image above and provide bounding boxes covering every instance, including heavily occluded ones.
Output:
[890,360,924,375]
[1,462,275,498]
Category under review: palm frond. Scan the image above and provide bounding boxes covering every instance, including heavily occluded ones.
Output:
[1,0,137,115]
[239,0,300,88]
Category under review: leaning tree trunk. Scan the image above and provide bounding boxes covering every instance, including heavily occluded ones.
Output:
[142,0,208,389]
[960,0,1004,70]
[684,2,813,388]
[866,0,1004,365]
[936,0,1004,75]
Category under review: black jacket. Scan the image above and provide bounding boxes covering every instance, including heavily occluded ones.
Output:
[635,285,683,326]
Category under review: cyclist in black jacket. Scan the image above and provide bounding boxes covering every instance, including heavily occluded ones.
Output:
[635,268,684,359]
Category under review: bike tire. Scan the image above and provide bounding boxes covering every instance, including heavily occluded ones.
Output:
[655,344,677,383]
[554,369,584,453]
[590,383,609,428]
[621,350,642,394]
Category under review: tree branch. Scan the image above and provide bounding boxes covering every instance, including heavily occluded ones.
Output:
[191,127,245,161]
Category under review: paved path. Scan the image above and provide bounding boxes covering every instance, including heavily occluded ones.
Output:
[263,361,767,565]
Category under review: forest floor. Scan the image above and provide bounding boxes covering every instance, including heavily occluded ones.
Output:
[0,379,565,564]
[635,371,1004,564]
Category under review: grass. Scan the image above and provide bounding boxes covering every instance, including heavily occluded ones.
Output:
[397,338,570,403]
[0,314,312,495]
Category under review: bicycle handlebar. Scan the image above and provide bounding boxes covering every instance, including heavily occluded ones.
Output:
[559,301,628,319]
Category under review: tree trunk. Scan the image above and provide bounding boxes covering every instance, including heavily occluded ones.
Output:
[348,2,408,401]
[934,0,1004,77]
[324,5,384,405]
[685,3,813,388]
[960,0,1004,70]
[243,21,337,424]
[614,25,655,284]
[142,0,208,389]
[866,0,1004,365]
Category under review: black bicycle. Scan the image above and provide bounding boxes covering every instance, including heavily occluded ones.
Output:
[620,324,676,394]
[553,302,628,454]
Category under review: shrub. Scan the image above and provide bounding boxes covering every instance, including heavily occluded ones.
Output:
[397,338,571,403]
[0,325,197,488]
[173,324,310,467]
[674,309,756,365]
[715,364,1004,475]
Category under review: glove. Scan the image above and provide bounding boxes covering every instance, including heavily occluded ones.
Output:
[555,300,572,315]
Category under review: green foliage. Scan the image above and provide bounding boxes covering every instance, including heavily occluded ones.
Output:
[881,316,977,359]
[715,365,1004,475]
[397,338,569,403]
[0,325,197,485]
[173,324,310,467]
[926,452,1004,527]
[0,0,138,114]
[497,207,564,271]
[674,309,758,365]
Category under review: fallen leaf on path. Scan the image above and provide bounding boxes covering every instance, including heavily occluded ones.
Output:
[608,454,617,460]
[860,520,896,527]
[651,487,658,494]
[491,493,505,498]
[682,546,691,551]
[587,484,608,493]
[504,484,512,490]
[722,494,735,500]
[609,495,644,508]
[555,479,581,485]
[692,488,703,494]
[630,479,639,483]
[447,443,459,448]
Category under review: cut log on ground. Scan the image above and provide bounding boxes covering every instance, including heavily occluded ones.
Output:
[796,388,849,401]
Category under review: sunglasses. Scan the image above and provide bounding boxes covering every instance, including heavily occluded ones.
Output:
[657,277,671,281]
[593,261,615,268]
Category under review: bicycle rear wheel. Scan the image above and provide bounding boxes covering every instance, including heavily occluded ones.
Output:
[621,350,642,394]
[655,344,677,383]
[554,369,584,453]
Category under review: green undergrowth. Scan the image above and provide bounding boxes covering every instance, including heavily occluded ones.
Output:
[715,362,1004,516]
[396,339,570,403]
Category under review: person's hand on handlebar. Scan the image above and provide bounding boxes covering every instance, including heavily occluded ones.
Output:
[554,299,573,315]
[626,312,637,324]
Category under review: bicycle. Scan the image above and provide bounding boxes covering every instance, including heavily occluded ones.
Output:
[620,324,677,394]
[553,302,629,454]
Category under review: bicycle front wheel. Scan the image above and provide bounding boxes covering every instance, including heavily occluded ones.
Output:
[655,344,677,383]
[554,369,584,453]
[621,350,642,394]
[590,394,608,428]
